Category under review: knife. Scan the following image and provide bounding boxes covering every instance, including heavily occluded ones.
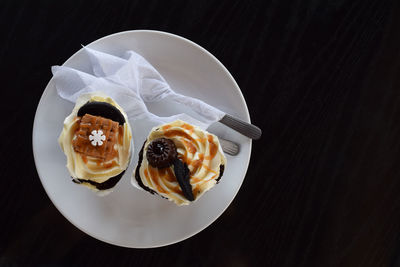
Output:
[219,114,262,140]
[219,137,240,156]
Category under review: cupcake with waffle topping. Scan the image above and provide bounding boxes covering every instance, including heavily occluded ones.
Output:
[59,92,132,193]
[133,120,226,205]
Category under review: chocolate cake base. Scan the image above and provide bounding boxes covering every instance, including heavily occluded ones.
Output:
[72,170,125,191]
[77,101,125,125]
[135,141,158,195]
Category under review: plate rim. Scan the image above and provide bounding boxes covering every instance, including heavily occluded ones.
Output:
[32,29,252,248]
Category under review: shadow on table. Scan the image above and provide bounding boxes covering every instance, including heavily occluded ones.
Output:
[0,204,84,265]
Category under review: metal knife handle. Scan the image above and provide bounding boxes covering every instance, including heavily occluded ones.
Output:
[219,137,240,156]
[219,114,262,140]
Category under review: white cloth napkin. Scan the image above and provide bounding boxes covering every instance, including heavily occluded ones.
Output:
[52,47,225,130]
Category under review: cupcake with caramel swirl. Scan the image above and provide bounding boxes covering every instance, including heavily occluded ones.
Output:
[132,120,226,205]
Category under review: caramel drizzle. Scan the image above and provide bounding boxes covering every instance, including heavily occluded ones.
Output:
[118,125,124,145]
[148,167,167,193]
[181,123,194,134]
[162,125,172,131]
[79,149,119,170]
[163,129,197,144]
[145,166,182,195]
[205,134,218,160]
[80,148,119,171]
[73,115,119,161]
[183,139,197,154]
[83,158,119,171]
[192,185,199,199]
[103,161,119,169]
[73,117,123,170]
[190,153,204,175]
[145,124,221,199]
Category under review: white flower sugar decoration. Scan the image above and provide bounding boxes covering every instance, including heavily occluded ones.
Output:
[89,130,106,146]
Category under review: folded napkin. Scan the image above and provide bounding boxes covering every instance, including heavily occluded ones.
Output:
[52,47,225,130]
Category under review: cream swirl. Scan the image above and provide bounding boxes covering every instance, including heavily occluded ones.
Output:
[136,120,226,205]
[59,92,132,185]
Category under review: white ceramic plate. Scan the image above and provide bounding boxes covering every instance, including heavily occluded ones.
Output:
[32,30,251,248]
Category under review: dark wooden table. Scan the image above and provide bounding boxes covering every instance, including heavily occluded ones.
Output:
[2,0,400,266]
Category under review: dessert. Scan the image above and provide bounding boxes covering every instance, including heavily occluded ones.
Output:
[59,92,132,193]
[133,120,226,205]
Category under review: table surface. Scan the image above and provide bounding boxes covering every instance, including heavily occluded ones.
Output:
[2,0,400,266]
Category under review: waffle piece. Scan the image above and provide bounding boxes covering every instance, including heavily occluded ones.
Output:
[72,114,120,161]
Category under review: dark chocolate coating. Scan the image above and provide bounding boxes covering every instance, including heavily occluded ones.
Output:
[146,138,177,168]
[173,158,194,201]
[77,101,125,125]
[72,170,125,191]
[216,165,225,183]
[135,141,158,195]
